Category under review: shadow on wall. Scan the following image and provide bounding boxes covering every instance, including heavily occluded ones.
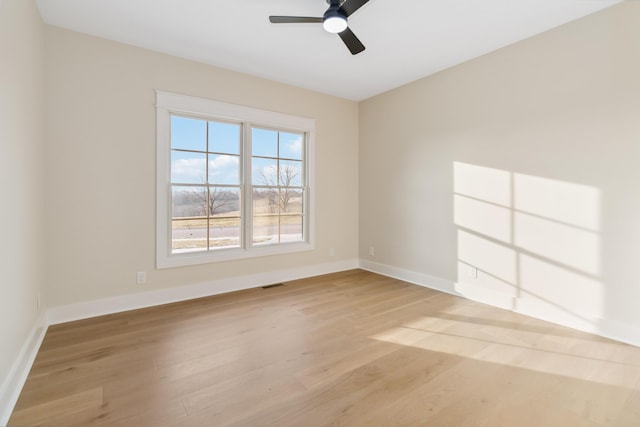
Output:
[453,161,603,331]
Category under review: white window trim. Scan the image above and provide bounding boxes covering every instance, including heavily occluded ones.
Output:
[156,90,315,269]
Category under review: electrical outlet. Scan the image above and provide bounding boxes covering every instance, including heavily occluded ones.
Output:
[329,248,335,257]
[369,246,375,257]
[36,292,41,310]
[136,271,147,284]
[467,265,478,279]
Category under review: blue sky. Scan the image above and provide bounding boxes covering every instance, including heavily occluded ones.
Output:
[171,115,303,186]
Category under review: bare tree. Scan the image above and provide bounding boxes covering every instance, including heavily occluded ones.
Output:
[195,187,233,216]
[259,164,300,213]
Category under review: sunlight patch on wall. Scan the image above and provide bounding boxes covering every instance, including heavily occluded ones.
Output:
[519,254,604,320]
[452,161,603,324]
[514,211,600,276]
[458,230,517,284]
[454,195,511,243]
[457,260,516,297]
[513,173,600,232]
[453,162,511,207]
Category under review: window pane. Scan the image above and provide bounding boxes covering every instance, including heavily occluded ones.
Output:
[252,157,277,185]
[171,116,206,152]
[252,128,278,158]
[171,151,206,184]
[253,188,279,245]
[209,187,240,217]
[208,121,240,154]
[172,186,207,218]
[172,219,207,253]
[281,188,303,215]
[253,187,279,215]
[279,160,303,187]
[279,132,303,160]
[281,215,303,243]
[253,215,279,246]
[208,154,239,185]
[209,218,240,249]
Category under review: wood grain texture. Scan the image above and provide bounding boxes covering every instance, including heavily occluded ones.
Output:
[9,270,640,426]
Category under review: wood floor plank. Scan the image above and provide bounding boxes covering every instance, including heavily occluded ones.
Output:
[9,269,640,426]
[10,387,104,426]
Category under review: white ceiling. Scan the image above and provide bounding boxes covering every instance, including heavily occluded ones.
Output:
[35,0,621,101]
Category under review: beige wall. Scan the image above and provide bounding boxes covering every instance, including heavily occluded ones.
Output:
[360,3,640,335]
[0,0,46,393]
[44,26,359,307]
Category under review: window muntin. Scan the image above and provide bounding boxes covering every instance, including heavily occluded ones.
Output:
[156,91,314,268]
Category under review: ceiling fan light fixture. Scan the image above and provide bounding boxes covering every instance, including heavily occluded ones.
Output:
[323,10,347,33]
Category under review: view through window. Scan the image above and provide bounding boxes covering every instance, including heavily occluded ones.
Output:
[156,91,314,268]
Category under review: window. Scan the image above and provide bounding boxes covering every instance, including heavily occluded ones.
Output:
[156,91,314,268]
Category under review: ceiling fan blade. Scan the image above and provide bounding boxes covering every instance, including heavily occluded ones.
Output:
[338,0,370,17]
[269,16,323,24]
[338,27,365,55]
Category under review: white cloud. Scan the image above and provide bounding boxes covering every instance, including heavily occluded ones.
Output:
[208,155,239,183]
[209,155,239,169]
[260,164,278,183]
[172,158,206,182]
[287,137,302,156]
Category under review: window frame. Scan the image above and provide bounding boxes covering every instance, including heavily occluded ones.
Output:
[156,91,315,269]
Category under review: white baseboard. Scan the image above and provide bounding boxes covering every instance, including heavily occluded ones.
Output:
[514,301,640,347]
[454,281,516,311]
[47,258,359,325]
[359,259,640,348]
[0,311,48,427]
[597,317,640,347]
[359,259,459,296]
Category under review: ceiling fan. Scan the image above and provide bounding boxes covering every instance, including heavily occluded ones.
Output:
[269,0,370,55]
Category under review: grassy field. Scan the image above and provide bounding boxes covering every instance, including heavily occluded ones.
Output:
[172,239,239,250]
[172,195,303,229]
[172,213,303,229]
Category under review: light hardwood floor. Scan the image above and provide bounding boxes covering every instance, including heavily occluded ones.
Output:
[9,269,640,426]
